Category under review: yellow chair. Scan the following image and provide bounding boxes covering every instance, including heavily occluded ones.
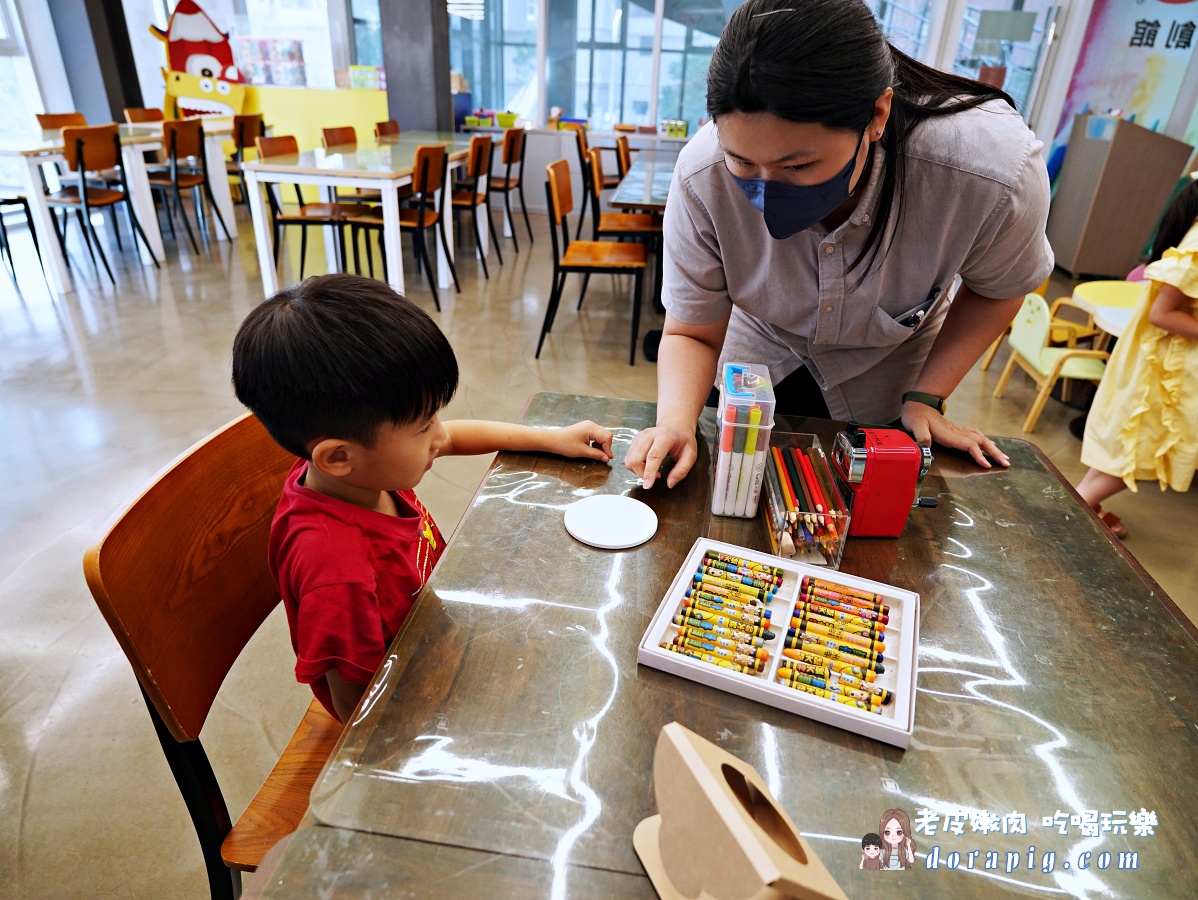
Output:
[979,278,1102,370]
[993,293,1109,432]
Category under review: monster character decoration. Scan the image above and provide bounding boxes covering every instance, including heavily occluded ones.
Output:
[151,0,246,118]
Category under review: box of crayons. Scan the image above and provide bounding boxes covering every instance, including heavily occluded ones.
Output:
[762,432,849,569]
[711,363,776,519]
[637,538,918,748]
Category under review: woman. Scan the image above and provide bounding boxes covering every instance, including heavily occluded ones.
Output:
[628,0,1053,489]
[879,808,917,869]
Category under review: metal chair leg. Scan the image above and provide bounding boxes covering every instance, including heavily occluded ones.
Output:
[518,180,533,243]
[352,226,362,275]
[630,268,644,365]
[486,200,503,265]
[436,216,460,293]
[471,207,489,279]
[503,189,518,254]
[87,216,115,284]
[108,206,123,252]
[175,187,199,253]
[203,181,232,241]
[536,269,566,358]
[75,209,98,268]
[416,228,440,311]
[299,225,307,279]
[124,199,160,268]
[365,229,374,279]
[576,273,591,310]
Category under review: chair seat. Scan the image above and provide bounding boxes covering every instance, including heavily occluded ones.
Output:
[489,176,520,191]
[345,206,440,229]
[1036,348,1107,381]
[598,212,662,234]
[148,171,205,189]
[1050,319,1101,343]
[276,202,373,224]
[600,175,621,189]
[337,187,386,202]
[46,185,125,207]
[562,241,647,269]
[220,699,343,872]
[451,190,486,207]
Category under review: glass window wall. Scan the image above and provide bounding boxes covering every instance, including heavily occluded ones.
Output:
[450,0,539,118]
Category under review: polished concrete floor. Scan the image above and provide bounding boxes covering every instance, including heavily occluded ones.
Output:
[1,206,1194,898]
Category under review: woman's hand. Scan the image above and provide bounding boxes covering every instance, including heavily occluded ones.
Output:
[901,401,1009,469]
[545,420,614,462]
[905,839,915,863]
[626,422,698,489]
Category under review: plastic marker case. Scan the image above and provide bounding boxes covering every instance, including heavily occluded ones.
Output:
[711,363,776,518]
[638,538,919,748]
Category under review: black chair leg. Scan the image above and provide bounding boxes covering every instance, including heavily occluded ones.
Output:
[272,224,282,268]
[503,190,518,254]
[0,215,13,273]
[76,209,98,269]
[630,268,644,365]
[471,207,489,279]
[437,217,460,293]
[299,225,307,279]
[108,206,123,252]
[546,271,569,335]
[51,210,70,270]
[239,170,250,208]
[365,229,374,279]
[175,188,199,253]
[162,190,177,240]
[203,181,232,241]
[486,201,503,265]
[378,231,387,283]
[124,201,160,269]
[575,184,588,240]
[87,215,115,284]
[416,228,440,311]
[518,180,533,244]
[536,269,565,358]
[353,226,363,275]
[577,273,591,310]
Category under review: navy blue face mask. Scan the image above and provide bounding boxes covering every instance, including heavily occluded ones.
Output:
[730,131,868,240]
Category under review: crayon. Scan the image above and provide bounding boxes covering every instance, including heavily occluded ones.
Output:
[674,607,772,632]
[672,635,767,670]
[693,572,774,602]
[800,584,889,617]
[776,671,882,706]
[685,599,770,628]
[778,665,891,703]
[661,641,756,674]
[798,593,889,625]
[698,565,777,593]
[711,405,736,515]
[685,588,770,618]
[678,625,768,654]
[791,613,881,642]
[678,623,767,648]
[780,679,881,713]
[703,551,783,579]
[784,643,885,674]
[792,602,882,633]
[791,620,886,652]
[703,558,782,586]
[787,634,883,663]
[781,648,878,680]
[801,576,885,606]
[829,671,893,703]
[689,582,766,607]
[674,611,776,640]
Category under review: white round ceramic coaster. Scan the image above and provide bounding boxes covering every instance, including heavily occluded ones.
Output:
[564,494,658,550]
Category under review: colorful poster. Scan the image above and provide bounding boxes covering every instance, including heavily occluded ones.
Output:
[1055,0,1197,145]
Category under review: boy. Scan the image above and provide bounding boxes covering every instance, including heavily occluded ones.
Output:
[859,832,884,870]
[232,274,613,722]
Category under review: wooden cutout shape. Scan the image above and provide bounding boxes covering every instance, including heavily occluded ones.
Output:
[633,722,847,900]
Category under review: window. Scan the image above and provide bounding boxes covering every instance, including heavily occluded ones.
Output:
[656,2,736,137]
[450,0,538,118]
[0,0,38,188]
[865,0,935,60]
[350,0,383,67]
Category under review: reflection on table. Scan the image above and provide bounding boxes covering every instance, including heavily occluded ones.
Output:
[284,391,1196,897]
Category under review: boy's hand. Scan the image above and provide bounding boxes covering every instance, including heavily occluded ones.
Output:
[547,420,613,462]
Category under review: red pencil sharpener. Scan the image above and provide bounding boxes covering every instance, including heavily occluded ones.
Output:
[832,425,937,538]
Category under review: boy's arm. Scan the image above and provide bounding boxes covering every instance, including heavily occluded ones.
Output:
[325,670,368,723]
[440,419,613,461]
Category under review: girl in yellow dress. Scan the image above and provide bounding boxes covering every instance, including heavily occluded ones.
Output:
[1077,181,1198,536]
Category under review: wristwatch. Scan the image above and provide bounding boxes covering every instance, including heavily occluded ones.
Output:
[902,391,947,414]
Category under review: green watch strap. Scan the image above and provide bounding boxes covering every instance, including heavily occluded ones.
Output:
[902,391,946,414]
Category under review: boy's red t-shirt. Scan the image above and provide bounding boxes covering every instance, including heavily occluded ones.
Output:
[268,459,445,719]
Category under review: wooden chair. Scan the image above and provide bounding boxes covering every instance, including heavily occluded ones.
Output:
[148,118,232,252]
[346,143,460,308]
[578,146,661,311]
[979,278,1101,371]
[484,127,534,250]
[255,135,371,277]
[538,159,647,365]
[451,134,502,278]
[0,194,44,279]
[35,111,128,247]
[227,113,265,205]
[83,413,344,900]
[321,125,390,204]
[123,107,165,123]
[571,126,621,240]
[992,293,1109,432]
[47,124,159,283]
[615,134,635,179]
[374,119,400,139]
[36,111,87,129]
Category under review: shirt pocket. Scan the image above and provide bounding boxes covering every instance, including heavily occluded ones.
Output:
[864,288,946,348]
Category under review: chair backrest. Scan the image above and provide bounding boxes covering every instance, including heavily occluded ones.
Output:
[616,135,633,179]
[61,124,119,173]
[125,107,165,123]
[257,135,300,159]
[322,126,357,149]
[573,126,590,183]
[466,134,493,179]
[1008,293,1051,362]
[163,117,204,162]
[412,144,447,197]
[501,127,524,166]
[233,113,265,152]
[38,111,87,129]
[587,147,607,203]
[546,158,573,223]
[375,119,400,139]
[83,414,296,743]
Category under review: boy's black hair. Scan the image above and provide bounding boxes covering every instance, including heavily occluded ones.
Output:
[232,274,458,458]
[862,832,882,849]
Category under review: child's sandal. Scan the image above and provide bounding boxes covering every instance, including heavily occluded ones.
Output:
[1094,505,1128,539]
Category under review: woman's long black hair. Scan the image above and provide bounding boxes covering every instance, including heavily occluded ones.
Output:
[1149,179,1198,263]
[707,0,1016,275]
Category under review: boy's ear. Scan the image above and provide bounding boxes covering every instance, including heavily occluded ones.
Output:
[309,438,356,477]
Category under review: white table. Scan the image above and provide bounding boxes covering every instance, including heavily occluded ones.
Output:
[1072,279,1143,341]
[0,127,168,294]
[1093,306,1133,338]
[242,132,473,298]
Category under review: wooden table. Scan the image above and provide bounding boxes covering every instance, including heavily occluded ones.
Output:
[0,126,169,294]
[609,158,674,212]
[251,393,1198,897]
[1073,280,1144,342]
[242,132,472,297]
